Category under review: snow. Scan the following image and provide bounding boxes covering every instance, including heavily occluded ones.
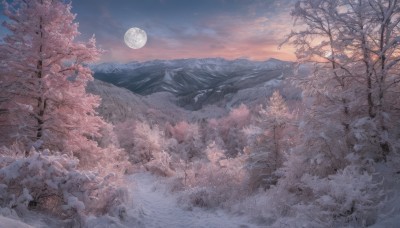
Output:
[163,70,174,82]
[119,172,259,228]
[163,68,183,83]
[0,172,259,228]
[91,58,290,77]
[372,216,400,228]
[0,216,33,228]
[370,162,400,228]
[237,72,261,82]
[91,62,141,73]
[193,89,212,103]
[264,78,282,87]
[193,93,202,103]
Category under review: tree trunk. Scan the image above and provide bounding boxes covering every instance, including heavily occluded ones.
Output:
[35,16,45,145]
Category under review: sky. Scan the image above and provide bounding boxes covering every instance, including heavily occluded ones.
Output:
[0,0,297,63]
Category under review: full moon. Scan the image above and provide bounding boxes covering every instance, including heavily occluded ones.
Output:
[124,27,147,49]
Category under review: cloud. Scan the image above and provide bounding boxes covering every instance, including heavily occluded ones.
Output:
[70,0,297,62]
[0,0,298,62]
[99,13,296,63]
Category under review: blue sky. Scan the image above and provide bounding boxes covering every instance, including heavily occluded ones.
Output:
[0,0,297,62]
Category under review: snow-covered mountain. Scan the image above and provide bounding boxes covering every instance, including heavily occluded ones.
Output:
[87,80,229,124]
[91,58,294,110]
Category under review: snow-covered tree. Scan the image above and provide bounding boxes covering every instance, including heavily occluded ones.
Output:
[132,122,165,163]
[340,0,400,159]
[177,141,247,209]
[115,120,174,176]
[0,147,128,221]
[0,0,105,158]
[261,91,291,167]
[285,0,400,161]
[209,104,250,158]
[246,91,292,190]
[266,1,399,225]
[167,121,204,161]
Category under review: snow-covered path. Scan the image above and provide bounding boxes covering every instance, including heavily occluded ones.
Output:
[124,172,258,228]
[1,172,259,228]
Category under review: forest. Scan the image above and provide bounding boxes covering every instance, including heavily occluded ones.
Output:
[0,0,399,227]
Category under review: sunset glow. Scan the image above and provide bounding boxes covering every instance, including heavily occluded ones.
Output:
[60,0,297,62]
[2,0,398,227]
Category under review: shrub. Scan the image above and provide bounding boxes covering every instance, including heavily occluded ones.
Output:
[177,142,247,209]
[296,164,382,227]
[167,121,204,160]
[0,147,128,221]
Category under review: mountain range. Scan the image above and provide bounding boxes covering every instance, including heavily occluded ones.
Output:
[91,58,295,110]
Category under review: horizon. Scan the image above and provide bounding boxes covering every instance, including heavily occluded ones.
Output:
[0,0,297,63]
[0,1,399,227]
[94,56,291,65]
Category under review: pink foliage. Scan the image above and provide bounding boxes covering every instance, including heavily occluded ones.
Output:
[204,104,250,157]
[227,104,251,127]
[168,121,198,143]
[0,0,105,158]
[221,104,250,129]
[167,121,204,160]
[176,142,247,209]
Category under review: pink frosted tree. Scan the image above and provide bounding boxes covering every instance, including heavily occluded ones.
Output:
[0,0,105,158]
[216,104,251,157]
[167,121,203,161]
[245,91,292,189]
[260,91,291,167]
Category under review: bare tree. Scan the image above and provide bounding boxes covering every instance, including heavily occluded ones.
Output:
[284,0,400,161]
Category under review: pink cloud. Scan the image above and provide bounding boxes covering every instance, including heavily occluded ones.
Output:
[98,12,296,63]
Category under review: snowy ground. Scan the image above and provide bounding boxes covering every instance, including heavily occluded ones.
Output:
[119,173,258,228]
[0,215,33,228]
[1,170,399,227]
[87,172,259,228]
[0,172,258,228]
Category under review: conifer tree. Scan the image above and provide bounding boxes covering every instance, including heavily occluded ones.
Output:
[0,0,105,158]
[247,91,291,189]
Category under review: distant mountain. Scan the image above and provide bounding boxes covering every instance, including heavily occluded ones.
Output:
[87,80,229,124]
[91,58,294,110]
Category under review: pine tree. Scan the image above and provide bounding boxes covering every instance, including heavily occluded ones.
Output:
[246,91,291,189]
[0,0,105,158]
